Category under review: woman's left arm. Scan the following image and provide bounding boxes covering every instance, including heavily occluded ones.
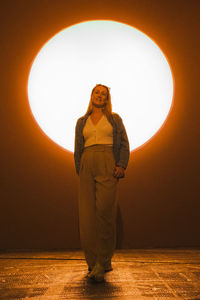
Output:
[116,116,130,171]
[113,115,130,178]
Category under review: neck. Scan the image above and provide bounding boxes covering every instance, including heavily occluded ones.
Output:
[91,102,106,114]
[92,107,104,114]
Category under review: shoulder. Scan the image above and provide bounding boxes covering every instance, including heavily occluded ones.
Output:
[76,115,85,123]
[77,111,91,122]
[112,112,123,122]
[75,117,84,130]
[111,113,126,131]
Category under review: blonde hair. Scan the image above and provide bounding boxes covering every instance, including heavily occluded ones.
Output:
[85,84,113,115]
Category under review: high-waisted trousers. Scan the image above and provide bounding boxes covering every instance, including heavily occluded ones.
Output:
[78,144,119,269]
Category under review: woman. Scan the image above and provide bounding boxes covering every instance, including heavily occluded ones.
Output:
[74,84,130,282]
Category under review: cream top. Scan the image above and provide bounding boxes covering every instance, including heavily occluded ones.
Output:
[83,114,113,148]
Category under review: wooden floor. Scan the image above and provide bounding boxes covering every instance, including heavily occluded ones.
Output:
[0,249,200,299]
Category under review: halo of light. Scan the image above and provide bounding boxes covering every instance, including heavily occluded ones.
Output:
[28,20,173,152]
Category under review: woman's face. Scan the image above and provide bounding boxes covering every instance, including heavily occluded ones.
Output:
[92,86,108,107]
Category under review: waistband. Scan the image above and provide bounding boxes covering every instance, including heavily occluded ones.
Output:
[83,144,113,152]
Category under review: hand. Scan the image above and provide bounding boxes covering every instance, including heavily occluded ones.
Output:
[113,166,125,178]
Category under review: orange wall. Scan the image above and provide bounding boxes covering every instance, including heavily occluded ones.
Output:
[0,0,200,250]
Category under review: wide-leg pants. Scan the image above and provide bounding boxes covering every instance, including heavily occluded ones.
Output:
[78,144,119,269]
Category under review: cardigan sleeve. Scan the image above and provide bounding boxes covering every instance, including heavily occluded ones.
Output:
[74,118,82,175]
[115,114,130,170]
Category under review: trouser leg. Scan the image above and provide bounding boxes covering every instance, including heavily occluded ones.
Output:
[78,151,97,268]
[94,149,118,269]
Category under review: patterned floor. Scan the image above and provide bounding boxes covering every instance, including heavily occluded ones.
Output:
[0,249,200,299]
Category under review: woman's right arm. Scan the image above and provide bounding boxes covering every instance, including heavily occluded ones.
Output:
[74,119,82,175]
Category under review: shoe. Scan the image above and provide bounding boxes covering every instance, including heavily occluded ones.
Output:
[105,266,113,272]
[87,263,105,282]
[88,265,113,272]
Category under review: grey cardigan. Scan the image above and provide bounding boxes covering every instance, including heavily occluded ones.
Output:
[74,109,130,176]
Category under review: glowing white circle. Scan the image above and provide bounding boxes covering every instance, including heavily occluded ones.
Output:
[28,20,173,152]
